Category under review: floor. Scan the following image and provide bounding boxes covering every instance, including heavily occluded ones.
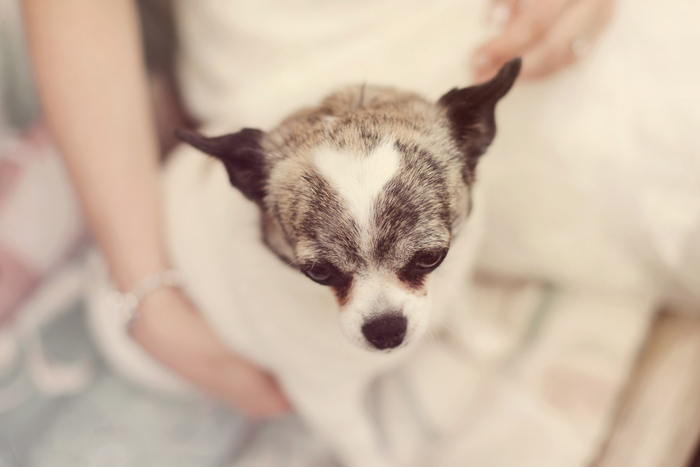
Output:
[0,300,342,467]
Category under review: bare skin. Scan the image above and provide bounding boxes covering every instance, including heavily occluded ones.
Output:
[22,0,289,418]
[473,0,616,81]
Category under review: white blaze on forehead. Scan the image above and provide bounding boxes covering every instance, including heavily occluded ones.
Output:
[312,141,400,239]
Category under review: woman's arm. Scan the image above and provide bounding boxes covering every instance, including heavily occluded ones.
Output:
[22,0,289,417]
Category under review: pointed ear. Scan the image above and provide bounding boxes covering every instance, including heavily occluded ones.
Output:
[438,58,521,178]
[175,127,268,203]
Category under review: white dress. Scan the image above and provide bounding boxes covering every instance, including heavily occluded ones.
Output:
[152,2,700,465]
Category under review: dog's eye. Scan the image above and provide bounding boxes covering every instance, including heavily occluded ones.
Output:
[413,251,445,271]
[304,264,333,284]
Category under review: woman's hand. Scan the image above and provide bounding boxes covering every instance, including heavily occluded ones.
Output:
[132,288,291,418]
[473,0,616,82]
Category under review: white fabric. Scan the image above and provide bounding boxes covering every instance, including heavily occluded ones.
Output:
[476,1,700,298]
[415,285,654,467]
[174,0,489,127]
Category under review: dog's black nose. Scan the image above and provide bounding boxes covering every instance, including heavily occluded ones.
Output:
[362,314,407,350]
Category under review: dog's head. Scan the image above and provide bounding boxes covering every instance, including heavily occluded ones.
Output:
[177,59,520,352]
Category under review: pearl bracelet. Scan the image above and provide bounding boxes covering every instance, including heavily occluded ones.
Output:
[108,269,183,331]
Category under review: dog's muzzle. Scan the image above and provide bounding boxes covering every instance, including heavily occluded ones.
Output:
[361,314,407,350]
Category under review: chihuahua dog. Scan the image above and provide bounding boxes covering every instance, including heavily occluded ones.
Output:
[95,59,519,467]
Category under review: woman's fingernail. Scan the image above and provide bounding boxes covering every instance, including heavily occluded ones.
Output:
[472,52,492,70]
[487,2,511,33]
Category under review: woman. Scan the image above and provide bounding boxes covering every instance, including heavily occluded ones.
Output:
[21,0,615,417]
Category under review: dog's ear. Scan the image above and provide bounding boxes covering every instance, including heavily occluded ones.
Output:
[175,128,268,203]
[438,58,521,178]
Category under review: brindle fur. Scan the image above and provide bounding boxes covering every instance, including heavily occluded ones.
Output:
[176,58,521,302]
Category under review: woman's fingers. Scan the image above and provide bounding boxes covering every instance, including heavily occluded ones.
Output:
[474,0,575,81]
[484,0,518,34]
[520,0,614,79]
[133,288,292,418]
